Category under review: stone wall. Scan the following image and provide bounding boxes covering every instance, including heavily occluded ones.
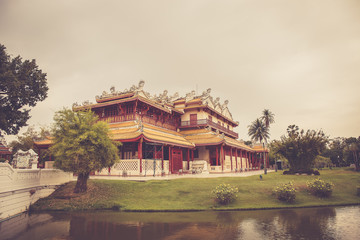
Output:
[0,163,73,221]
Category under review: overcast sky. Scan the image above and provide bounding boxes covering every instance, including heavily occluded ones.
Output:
[1,0,360,143]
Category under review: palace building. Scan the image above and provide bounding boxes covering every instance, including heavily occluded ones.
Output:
[35,81,269,176]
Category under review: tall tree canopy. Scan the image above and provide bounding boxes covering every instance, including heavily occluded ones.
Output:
[51,109,119,193]
[273,125,328,172]
[0,44,48,135]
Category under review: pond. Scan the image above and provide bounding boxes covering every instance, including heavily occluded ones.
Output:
[1,206,359,240]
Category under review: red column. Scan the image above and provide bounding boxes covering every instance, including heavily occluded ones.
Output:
[250,152,253,170]
[180,148,183,171]
[251,152,254,170]
[240,149,243,169]
[169,146,172,173]
[245,151,248,169]
[250,152,252,170]
[221,145,224,172]
[230,147,233,171]
[249,152,252,170]
[191,150,194,161]
[235,149,238,171]
[138,138,143,173]
[161,145,164,170]
[187,149,190,170]
[216,146,219,166]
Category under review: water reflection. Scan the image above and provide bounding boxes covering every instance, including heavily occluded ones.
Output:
[1,206,359,240]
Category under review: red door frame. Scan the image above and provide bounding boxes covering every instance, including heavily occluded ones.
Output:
[171,148,182,173]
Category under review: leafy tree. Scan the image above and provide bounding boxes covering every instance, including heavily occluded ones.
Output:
[313,155,332,169]
[9,126,49,152]
[0,44,48,136]
[322,137,346,167]
[344,137,360,171]
[272,125,328,172]
[244,140,253,146]
[51,109,119,193]
[268,140,286,166]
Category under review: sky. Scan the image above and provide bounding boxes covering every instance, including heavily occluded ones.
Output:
[1,0,360,143]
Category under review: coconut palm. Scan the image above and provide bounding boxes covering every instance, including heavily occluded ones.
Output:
[260,109,275,170]
[248,118,270,173]
[248,118,270,144]
[261,109,275,128]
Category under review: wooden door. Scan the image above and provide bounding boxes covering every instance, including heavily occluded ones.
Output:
[190,114,197,125]
[171,148,182,173]
[209,148,217,166]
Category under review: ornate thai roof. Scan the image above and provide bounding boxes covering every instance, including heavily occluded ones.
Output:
[174,88,238,126]
[252,144,269,152]
[108,120,194,148]
[72,81,237,125]
[72,80,183,114]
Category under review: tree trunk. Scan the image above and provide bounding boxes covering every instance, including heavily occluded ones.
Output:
[74,172,90,193]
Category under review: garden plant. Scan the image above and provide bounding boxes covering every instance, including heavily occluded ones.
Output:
[213,183,239,205]
[307,178,334,198]
[273,182,297,203]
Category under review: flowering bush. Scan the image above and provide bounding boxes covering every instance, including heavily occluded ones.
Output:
[213,183,239,205]
[306,178,334,198]
[273,182,296,203]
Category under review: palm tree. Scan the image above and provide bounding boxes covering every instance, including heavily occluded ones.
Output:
[261,109,275,170]
[261,109,275,128]
[248,118,270,173]
[248,118,270,144]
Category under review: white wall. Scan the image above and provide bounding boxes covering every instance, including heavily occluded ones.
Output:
[0,163,73,221]
[95,159,170,176]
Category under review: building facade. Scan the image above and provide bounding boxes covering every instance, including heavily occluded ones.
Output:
[0,137,12,162]
[35,81,269,176]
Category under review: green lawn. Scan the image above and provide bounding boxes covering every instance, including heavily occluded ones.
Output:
[32,168,360,212]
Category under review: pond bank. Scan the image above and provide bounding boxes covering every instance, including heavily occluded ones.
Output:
[4,206,360,240]
[31,169,360,212]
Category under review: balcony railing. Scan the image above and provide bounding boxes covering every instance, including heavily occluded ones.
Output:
[180,119,239,138]
[98,113,177,131]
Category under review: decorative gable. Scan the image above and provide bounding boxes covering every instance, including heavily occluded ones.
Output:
[222,107,233,120]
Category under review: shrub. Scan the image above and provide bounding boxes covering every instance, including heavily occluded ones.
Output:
[282,169,320,175]
[356,186,360,197]
[273,182,296,203]
[213,183,239,205]
[307,178,334,198]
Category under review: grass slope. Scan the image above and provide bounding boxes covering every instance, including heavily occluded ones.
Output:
[32,169,360,212]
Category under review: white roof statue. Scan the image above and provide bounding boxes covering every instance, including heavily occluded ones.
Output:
[13,149,38,169]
